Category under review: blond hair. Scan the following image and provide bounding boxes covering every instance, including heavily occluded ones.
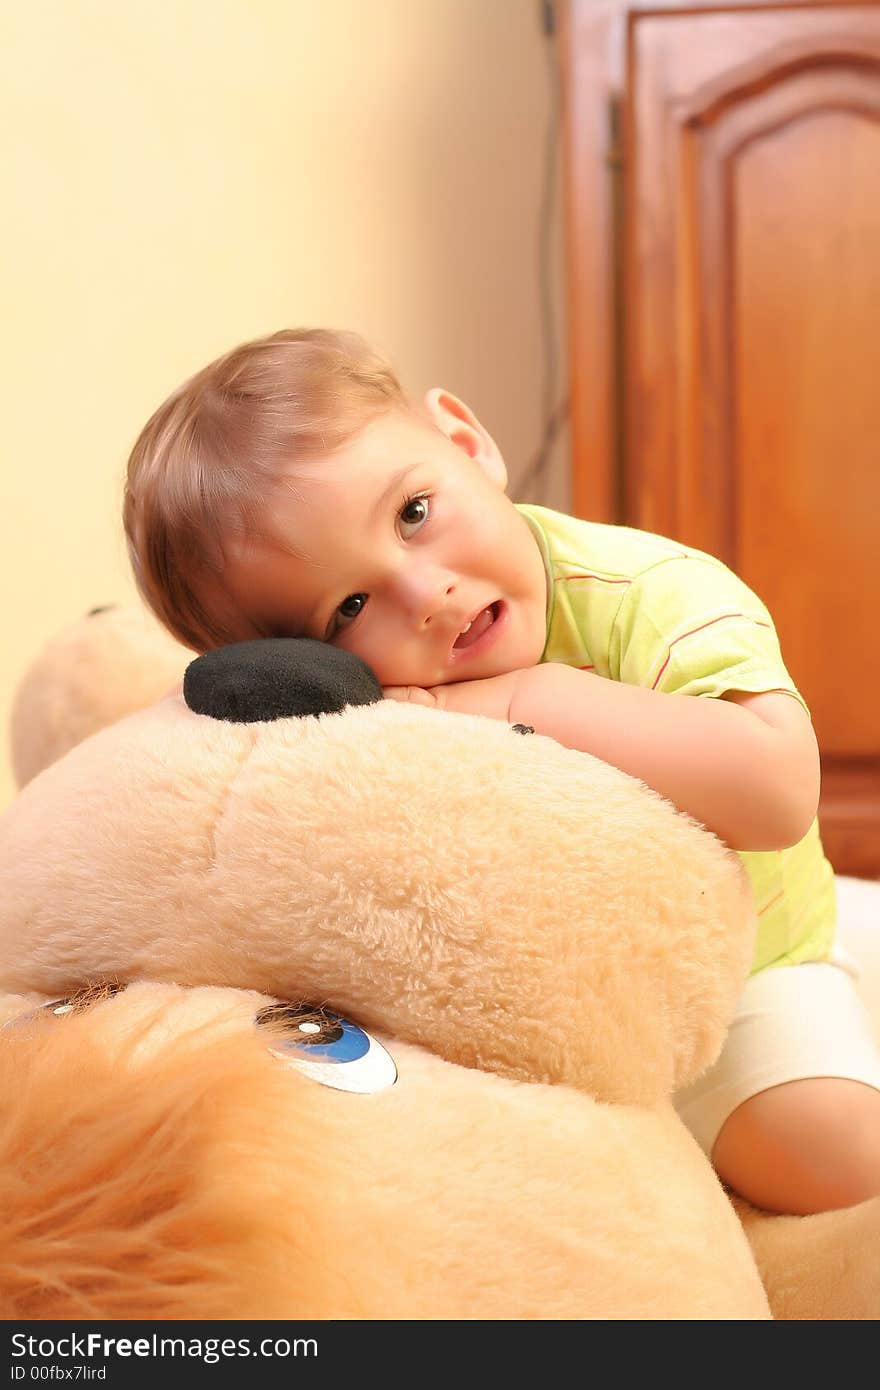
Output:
[123,327,407,651]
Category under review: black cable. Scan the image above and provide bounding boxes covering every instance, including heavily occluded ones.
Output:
[512,3,570,500]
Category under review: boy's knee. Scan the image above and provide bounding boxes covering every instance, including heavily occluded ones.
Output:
[712,1077,880,1215]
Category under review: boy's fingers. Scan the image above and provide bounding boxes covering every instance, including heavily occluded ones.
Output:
[382,685,439,708]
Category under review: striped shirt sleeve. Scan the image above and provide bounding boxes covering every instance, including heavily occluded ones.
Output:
[610,555,808,712]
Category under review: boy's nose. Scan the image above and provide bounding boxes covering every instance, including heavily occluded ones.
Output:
[391,566,456,627]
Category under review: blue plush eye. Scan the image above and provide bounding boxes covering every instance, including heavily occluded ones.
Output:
[255,1003,397,1094]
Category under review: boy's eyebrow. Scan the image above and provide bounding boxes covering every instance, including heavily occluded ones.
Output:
[369,464,421,523]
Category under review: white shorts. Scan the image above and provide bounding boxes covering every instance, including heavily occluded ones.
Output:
[673,946,880,1157]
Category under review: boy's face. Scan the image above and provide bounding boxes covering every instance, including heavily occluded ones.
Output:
[224,393,549,688]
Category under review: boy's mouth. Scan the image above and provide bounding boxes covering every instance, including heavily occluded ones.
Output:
[453,602,500,651]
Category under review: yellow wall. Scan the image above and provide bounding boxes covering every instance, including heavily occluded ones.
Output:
[0,0,569,809]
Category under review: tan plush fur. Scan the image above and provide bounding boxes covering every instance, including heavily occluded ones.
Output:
[735,1195,880,1321]
[1,606,877,1319]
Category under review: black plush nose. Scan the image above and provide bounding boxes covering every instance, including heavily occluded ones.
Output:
[183,638,383,723]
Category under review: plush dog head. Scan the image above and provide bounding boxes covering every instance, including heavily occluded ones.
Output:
[0,611,767,1320]
[0,613,756,1109]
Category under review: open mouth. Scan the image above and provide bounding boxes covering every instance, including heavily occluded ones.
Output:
[453,602,500,651]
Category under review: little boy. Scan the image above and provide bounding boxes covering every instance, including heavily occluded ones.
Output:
[125,327,880,1215]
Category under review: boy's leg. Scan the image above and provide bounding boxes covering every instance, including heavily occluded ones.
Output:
[712,1077,880,1214]
[674,956,880,1216]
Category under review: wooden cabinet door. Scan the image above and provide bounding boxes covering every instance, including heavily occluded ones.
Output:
[616,3,880,874]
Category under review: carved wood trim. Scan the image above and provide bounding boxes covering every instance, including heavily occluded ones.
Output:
[678,59,880,562]
[623,6,880,544]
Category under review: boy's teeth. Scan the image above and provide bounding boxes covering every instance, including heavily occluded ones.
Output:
[453,605,495,649]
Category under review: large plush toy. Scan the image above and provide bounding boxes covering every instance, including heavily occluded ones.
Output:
[1,608,877,1320]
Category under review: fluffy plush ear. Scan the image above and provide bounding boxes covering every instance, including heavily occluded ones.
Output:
[10,605,190,785]
[0,985,322,1319]
[183,638,383,723]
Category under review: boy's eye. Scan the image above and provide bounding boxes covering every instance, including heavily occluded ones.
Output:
[398,494,430,537]
[334,593,367,631]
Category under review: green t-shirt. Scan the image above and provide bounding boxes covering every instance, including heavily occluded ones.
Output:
[517,503,836,975]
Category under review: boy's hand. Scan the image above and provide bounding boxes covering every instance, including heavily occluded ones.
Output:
[382,669,532,722]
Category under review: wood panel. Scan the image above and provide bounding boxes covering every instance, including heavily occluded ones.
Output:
[562,1,880,873]
[734,106,880,753]
[624,6,880,871]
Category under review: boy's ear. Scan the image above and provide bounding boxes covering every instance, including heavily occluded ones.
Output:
[422,388,508,489]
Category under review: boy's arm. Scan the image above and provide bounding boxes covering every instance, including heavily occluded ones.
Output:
[384,665,820,852]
